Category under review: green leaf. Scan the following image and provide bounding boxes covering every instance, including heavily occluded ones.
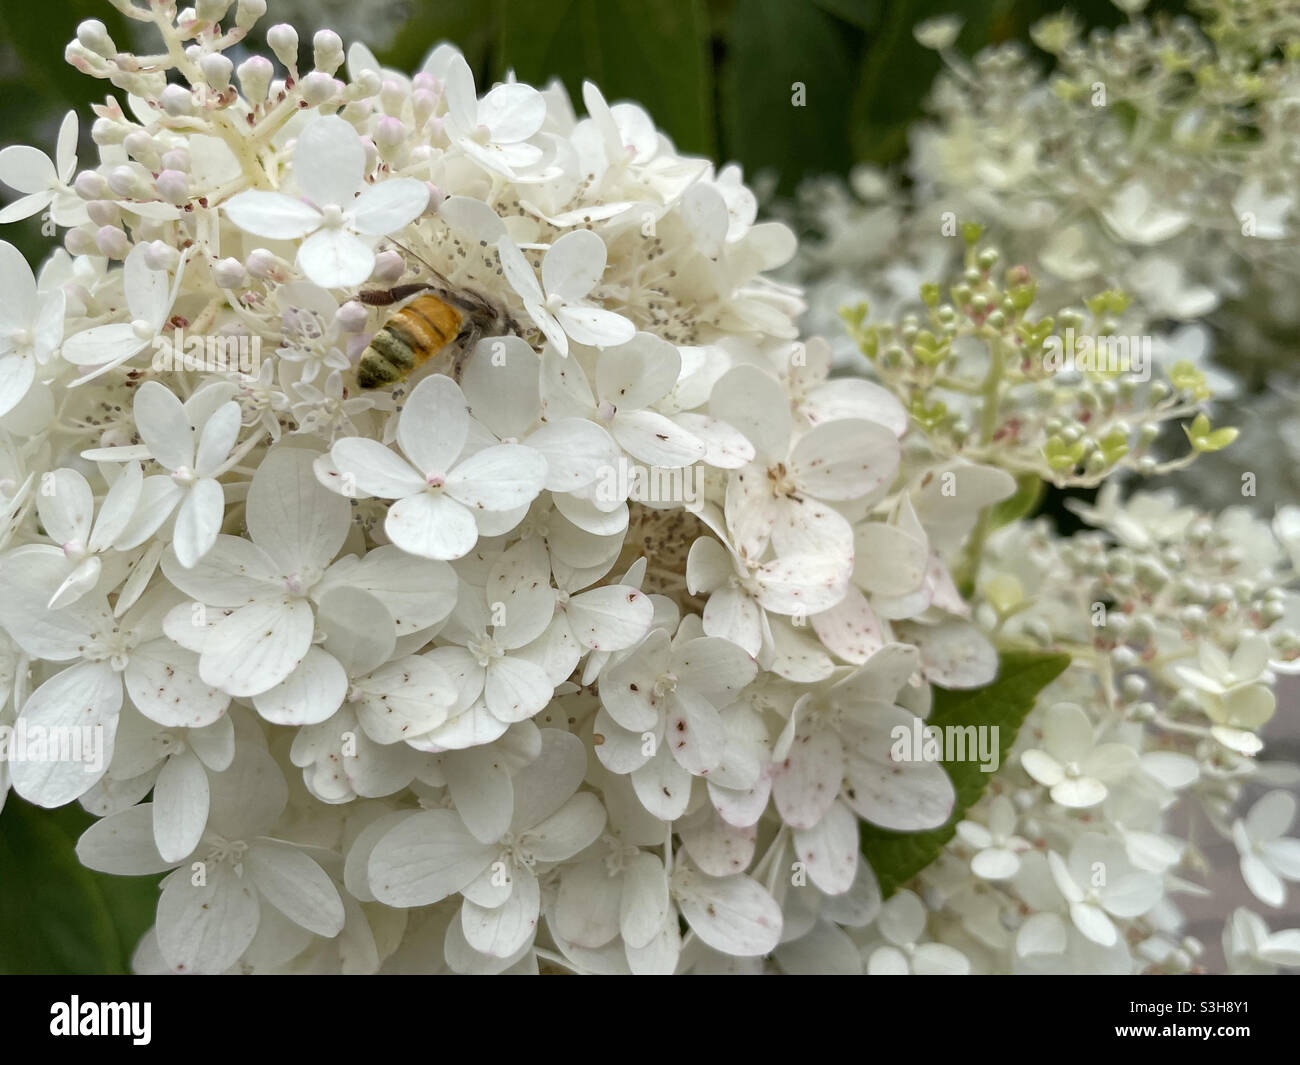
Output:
[498,0,715,156]
[808,0,878,30]
[860,649,1070,897]
[721,0,855,192]
[0,798,161,974]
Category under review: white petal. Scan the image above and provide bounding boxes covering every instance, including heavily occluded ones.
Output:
[543,229,608,299]
[247,840,345,936]
[223,189,321,239]
[173,480,224,568]
[10,661,119,807]
[250,646,346,725]
[199,598,315,697]
[153,749,210,862]
[368,809,496,906]
[399,372,470,476]
[352,178,429,235]
[124,640,229,728]
[157,864,260,974]
[446,443,548,511]
[387,492,479,560]
[134,380,195,471]
[293,115,365,207]
[677,870,782,957]
[331,437,425,498]
[297,228,375,289]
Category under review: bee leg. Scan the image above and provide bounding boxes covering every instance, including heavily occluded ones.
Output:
[358,283,437,307]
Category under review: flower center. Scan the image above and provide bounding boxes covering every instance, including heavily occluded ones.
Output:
[653,671,678,698]
[319,203,345,228]
[131,318,155,340]
[171,465,198,486]
[467,632,503,667]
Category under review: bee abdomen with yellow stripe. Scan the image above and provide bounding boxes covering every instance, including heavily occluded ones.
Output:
[357,293,464,389]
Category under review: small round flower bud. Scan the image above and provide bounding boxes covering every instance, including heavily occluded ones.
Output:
[1120,675,1146,700]
[156,170,190,205]
[195,0,232,24]
[107,165,147,199]
[123,131,161,169]
[1136,455,1157,475]
[143,241,179,271]
[371,250,405,284]
[245,248,286,281]
[336,301,368,333]
[380,79,407,116]
[238,56,274,103]
[1129,701,1157,723]
[213,257,248,288]
[160,84,196,117]
[267,24,299,70]
[1110,646,1138,669]
[86,200,120,226]
[374,116,406,157]
[299,72,340,106]
[95,225,130,258]
[76,19,117,58]
[312,30,344,74]
[74,170,109,200]
[236,0,267,30]
[160,148,191,173]
[64,228,99,256]
[201,53,234,92]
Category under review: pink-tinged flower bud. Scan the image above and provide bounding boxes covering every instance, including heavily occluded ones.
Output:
[413,89,437,127]
[371,250,405,284]
[159,84,195,117]
[107,165,147,199]
[267,24,298,70]
[424,182,445,210]
[75,19,116,58]
[86,200,121,227]
[374,116,406,156]
[156,170,190,205]
[299,72,340,106]
[409,144,434,166]
[245,248,287,281]
[143,241,179,271]
[236,0,266,29]
[95,225,130,259]
[160,148,191,173]
[195,0,232,24]
[123,131,161,169]
[74,170,109,200]
[412,71,436,94]
[201,53,234,92]
[336,300,368,333]
[237,55,273,104]
[380,79,406,116]
[312,29,343,74]
[213,257,248,288]
[64,228,98,256]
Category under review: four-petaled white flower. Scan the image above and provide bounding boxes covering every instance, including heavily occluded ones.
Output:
[0,240,66,416]
[224,115,429,288]
[1020,702,1138,809]
[1232,790,1300,909]
[329,374,548,560]
[498,232,636,357]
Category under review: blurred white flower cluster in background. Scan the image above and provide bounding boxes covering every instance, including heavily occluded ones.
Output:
[0,0,1294,975]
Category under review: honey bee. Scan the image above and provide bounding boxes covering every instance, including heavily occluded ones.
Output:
[355,252,520,389]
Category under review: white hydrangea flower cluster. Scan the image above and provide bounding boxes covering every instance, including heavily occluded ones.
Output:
[911,490,1300,974]
[0,0,1012,974]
